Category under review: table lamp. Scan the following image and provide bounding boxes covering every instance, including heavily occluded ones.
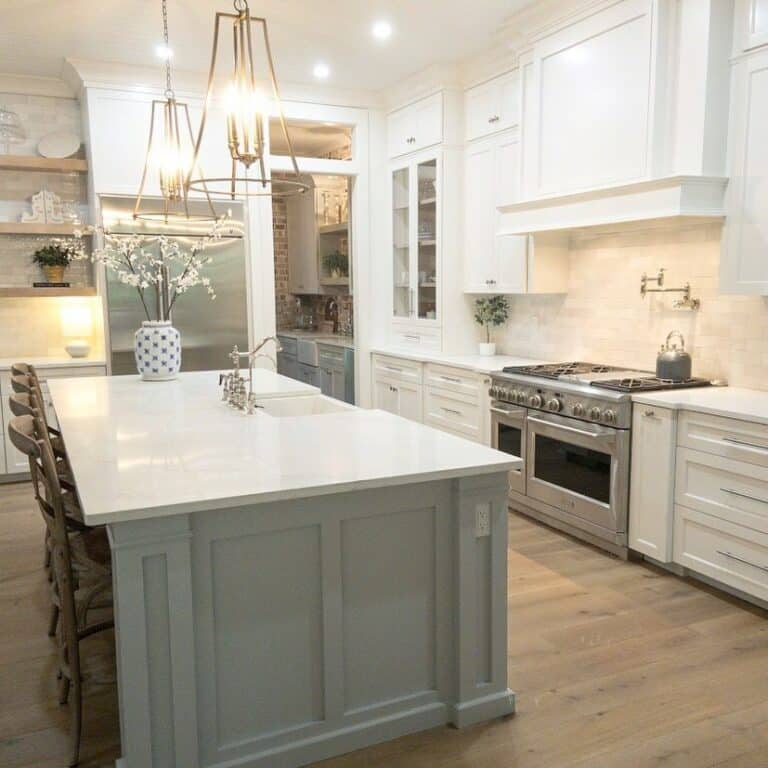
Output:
[60,302,93,358]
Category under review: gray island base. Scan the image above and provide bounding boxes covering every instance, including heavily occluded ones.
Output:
[48,372,517,768]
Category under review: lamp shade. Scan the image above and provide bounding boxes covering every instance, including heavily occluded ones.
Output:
[60,303,93,338]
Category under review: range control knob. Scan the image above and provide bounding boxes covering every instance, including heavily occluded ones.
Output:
[572,403,585,418]
[546,397,562,413]
[518,390,529,404]
[528,394,543,408]
[603,409,616,424]
[589,406,602,421]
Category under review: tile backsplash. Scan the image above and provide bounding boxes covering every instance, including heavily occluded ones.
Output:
[0,91,82,156]
[494,224,768,389]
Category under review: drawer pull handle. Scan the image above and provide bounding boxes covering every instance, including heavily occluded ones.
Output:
[404,334,420,341]
[644,409,656,417]
[716,550,768,574]
[721,487,768,506]
[440,376,462,384]
[723,437,768,453]
[384,366,403,373]
[442,407,462,416]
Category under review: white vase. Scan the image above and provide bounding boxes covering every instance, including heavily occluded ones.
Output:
[478,342,496,357]
[134,321,181,381]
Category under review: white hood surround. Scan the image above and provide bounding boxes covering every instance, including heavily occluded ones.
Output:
[497,0,733,235]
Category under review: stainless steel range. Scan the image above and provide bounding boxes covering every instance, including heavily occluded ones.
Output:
[490,362,711,557]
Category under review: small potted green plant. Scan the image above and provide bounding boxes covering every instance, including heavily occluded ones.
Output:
[474,295,509,356]
[32,242,77,284]
[323,250,348,279]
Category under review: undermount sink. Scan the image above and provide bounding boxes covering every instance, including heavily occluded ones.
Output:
[256,394,354,418]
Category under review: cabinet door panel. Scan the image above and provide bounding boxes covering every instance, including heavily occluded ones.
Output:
[465,81,498,141]
[464,141,495,291]
[629,405,676,561]
[497,71,520,132]
[721,50,768,294]
[494,235,527,294]
[396,382,423,423]
[373,378,398,415]
[535,0,652,195]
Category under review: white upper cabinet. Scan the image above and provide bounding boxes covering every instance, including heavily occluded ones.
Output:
[464,130,564,294]
[464,71,520,142]
[721,48,768,294]
[287,174,320,294]
[387,93,443,158]
[523,0,655,199]
[736,0,768,51]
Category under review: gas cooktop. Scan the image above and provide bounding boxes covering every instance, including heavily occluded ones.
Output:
[502,362,626,379]
[594,376,712,393]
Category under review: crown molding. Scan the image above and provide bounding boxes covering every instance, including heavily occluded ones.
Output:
[380,62,462,111]
[0,72,75,99]
[62,58,383,109]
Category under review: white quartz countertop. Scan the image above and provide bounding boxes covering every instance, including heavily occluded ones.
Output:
[632,386,768,426]
[371,347,550,374]
[49,370,517,525]
[0,356,107,370]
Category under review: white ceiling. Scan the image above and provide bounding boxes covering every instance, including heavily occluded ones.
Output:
[0,0,531,92]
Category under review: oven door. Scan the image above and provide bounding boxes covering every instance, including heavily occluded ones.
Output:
[526,412,629,534]
[491,403,526,495]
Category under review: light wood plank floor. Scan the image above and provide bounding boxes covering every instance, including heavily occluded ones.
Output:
[1,481,767,768]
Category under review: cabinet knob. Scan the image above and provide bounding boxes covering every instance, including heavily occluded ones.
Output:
[488,115,500,123]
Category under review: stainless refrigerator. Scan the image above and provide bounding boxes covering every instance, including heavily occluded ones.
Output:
[100,196,249,375]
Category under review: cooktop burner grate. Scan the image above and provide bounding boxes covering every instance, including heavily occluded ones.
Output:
[594,377,712,393]
[502,362,626,379]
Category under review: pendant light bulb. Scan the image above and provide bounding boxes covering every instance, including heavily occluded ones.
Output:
[187,0,309,199]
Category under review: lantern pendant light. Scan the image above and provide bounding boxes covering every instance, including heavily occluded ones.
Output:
[134,0,219,222]
[186,0,310,199]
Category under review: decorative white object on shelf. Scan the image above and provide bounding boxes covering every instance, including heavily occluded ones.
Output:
[37,130,81,159]
[20,189,66,223]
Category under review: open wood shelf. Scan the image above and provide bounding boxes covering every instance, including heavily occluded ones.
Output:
[0,155,88,173]
[318,222,348,234]
[0,286,97,298]
[0,222,90,236]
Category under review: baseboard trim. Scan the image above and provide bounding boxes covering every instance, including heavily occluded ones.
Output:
[450,689,516,729]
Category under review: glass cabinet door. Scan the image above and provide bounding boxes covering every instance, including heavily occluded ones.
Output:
[416,159,437,320]
[392,166,410,318]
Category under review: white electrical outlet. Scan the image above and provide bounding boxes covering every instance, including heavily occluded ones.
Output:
[475,503,491,537]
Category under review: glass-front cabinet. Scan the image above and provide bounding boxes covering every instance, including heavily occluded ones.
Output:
[391,153,440,327]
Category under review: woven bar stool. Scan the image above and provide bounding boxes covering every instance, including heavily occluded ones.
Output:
[8,414,113,767]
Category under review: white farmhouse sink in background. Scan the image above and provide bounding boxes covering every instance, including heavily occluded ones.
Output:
[255,394,354,418]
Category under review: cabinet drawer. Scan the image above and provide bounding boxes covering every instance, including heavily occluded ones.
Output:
[678,411,768,468]
[277,335,298,357]
[424,387,481,441]
[318,345,345,368]
[675,447,768,535]
[390,325,441,350]
[424,364,482,401]
[372,355,422,385]
[674,505,768,603]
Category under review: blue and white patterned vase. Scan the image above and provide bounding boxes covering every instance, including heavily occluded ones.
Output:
[134,321,182,381]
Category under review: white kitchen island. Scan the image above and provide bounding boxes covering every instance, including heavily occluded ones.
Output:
[48,370,519,768]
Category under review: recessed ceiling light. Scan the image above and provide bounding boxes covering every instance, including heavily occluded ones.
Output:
[155,43,173,60]
[372,20,393,41]
[313,62,330,80]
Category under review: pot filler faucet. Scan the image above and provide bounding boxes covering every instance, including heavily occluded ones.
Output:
[220,337,283,414]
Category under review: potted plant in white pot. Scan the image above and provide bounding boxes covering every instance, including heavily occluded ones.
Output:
[88,227,221,381]
[474,295,509,356]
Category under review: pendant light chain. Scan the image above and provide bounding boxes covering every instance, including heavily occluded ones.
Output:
[161,0,174,99]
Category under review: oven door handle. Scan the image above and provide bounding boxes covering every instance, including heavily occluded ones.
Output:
[491,405,526,419]
[526,414,617,444]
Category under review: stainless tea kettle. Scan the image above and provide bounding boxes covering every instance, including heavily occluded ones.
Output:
[656,330,692,381]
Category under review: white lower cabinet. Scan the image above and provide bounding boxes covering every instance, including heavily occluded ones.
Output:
[631,403,768,604]
[0,364,107,477]
[371,355,489,443]
[628,405,677,562]
[373,377,423,422]
[674,505,768,604]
